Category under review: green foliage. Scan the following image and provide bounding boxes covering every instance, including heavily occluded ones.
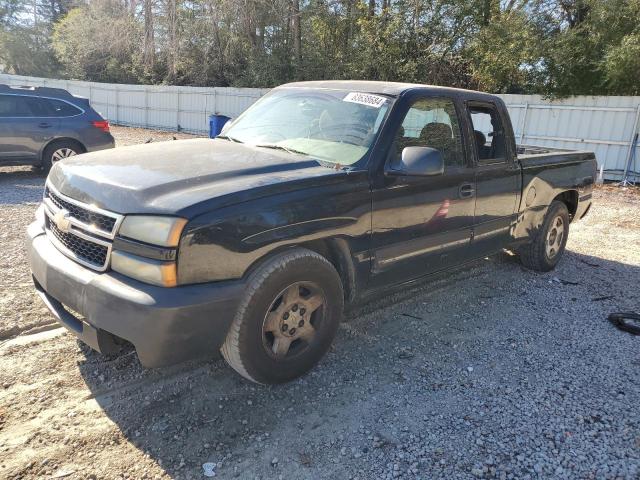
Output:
[541,0,640,96]
[0,0,638,96]
[466,11,540,93]
[52,4,143,83]
[604,33,640,95]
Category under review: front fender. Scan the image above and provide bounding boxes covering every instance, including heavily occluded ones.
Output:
[176,173,372,285]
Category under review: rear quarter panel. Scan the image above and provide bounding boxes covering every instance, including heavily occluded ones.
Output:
[513,151,596,242]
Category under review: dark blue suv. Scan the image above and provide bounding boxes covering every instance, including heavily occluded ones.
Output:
[0,85,115,171]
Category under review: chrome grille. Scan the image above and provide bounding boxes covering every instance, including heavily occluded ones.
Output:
[45,185,117,235]
[48,219,109,269]
[43,182,123,272]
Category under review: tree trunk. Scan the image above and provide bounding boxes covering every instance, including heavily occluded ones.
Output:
[413,0,420,36]
[143,0,155,73]
[167,0,177,82]
[368,0,375,17]
[291,0,301,70]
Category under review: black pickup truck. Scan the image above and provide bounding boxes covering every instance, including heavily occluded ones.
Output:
[27,81,596,384]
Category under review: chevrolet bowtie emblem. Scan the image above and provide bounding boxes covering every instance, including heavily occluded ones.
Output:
[53,209,71,233]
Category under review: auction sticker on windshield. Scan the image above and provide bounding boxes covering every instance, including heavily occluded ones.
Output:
[343,92,387,108]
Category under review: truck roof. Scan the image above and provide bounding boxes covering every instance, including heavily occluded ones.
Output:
[277,80,500,102]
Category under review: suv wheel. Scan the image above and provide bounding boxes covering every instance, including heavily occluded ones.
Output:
[221,248,343,384]
[42,141,82,172]
[519,200,570,272]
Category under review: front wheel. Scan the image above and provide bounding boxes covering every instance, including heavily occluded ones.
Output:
[518,200,570,272]
[221,248,344,384]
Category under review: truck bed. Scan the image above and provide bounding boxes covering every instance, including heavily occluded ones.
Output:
[516,144,574,156]
[517,144,595,169]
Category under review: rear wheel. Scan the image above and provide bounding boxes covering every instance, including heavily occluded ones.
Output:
[41,140,83,172]
[221,248,343,384]
[519,200,570,272]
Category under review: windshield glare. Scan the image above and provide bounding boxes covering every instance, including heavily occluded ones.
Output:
[223,88,391,165]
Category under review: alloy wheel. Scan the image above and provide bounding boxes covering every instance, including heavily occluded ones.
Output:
[261,282,325,359]
[51,148,77,164]
[545,215,565,259]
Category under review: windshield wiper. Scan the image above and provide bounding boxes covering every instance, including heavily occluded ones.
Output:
[254,143,308,156]
[216,135,243,143]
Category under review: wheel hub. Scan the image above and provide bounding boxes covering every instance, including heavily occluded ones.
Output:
[545,215,565,259]
[262,283,325,358]
[51,148,77,164]
[278,305,307,337]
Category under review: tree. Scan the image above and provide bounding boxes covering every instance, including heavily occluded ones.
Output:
[143,0,155,74]
[52,2,143,83]
[2,0,637,96]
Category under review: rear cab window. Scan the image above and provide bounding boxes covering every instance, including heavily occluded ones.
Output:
[468,103,508,164]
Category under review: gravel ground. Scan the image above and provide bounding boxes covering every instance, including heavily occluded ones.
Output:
[1,131,639,479]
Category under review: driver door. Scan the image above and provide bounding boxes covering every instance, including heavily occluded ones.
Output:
[369,96,476,289]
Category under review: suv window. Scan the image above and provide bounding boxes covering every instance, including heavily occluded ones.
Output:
[469,104,507,163]
[0,94,38,117]
[44,98,82,117]
[0,95,61,117]
[393,97,465,168]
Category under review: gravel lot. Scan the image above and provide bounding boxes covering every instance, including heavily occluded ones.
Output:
[1,127,639,479]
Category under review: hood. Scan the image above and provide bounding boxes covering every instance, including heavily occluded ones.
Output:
[48,138,343,217]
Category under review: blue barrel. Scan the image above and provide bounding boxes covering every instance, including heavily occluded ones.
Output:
[209,114,231,138]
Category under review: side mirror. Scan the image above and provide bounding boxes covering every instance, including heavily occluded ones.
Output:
[387,146,444,177]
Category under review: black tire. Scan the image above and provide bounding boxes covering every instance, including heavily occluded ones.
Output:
[41,140,83,172]
[519,200,570,272]
[221,248,344,384]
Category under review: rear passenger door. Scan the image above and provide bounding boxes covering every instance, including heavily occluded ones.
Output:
[0,94,59,161]
[467,102,519,253]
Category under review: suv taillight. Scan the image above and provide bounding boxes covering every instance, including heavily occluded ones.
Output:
[92,120,110,132]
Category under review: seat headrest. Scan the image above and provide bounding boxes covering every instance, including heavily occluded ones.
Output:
[419,123,453,144]
[474,130,486,149]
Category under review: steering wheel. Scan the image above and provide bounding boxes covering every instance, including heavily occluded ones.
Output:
[318,124,371,146]
[260,130,287,143]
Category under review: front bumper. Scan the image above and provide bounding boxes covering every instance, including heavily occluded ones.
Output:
[27,221,243,367]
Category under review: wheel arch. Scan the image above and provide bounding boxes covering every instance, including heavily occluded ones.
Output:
[552,190,578,220]
[243,238,358,306]
[39,137,87,163]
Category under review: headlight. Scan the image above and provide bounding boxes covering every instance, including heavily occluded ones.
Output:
[118,215,187,247]
[111,251,177,287]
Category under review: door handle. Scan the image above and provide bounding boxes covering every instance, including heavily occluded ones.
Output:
[459,183,475,198]
[38,122,52,128]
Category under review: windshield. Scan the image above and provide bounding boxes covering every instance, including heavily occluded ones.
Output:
[222,88,392,165]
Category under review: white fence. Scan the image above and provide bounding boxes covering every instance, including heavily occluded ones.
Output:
[1,73,639,181]
[0,73,270,136]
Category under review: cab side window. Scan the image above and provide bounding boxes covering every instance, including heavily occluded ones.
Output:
[469,105,507,163]
[393,98,465,168]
